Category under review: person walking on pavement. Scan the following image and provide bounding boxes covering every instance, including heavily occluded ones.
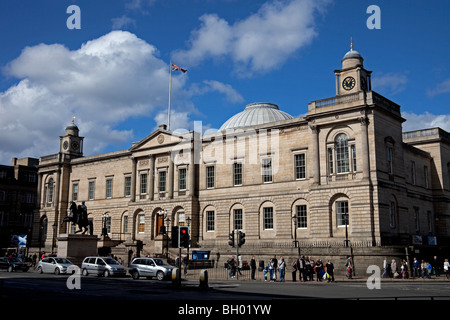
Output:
[326,259,335,282]
[278,256,286,282]
[250,256,257,280]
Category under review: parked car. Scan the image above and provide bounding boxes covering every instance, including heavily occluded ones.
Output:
[0,256,29,272]
[81,256,126,277]
[37,257,74,275]
[128,257,173,280]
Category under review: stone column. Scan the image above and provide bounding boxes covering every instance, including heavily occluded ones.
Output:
[130,157,137,202]
[168,153,174,199]
[359,117,370,180]
[309,125,320,185]
[149,155,155,200]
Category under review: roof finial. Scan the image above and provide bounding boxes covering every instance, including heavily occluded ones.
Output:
[350,37,354,51]
[72,116,76,125]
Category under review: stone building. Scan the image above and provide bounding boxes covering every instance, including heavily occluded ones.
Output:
[33,45,450,271]
[0,157,39,253]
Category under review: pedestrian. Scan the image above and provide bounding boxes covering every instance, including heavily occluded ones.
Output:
[401,259,408,279]
[412,257,420,278]
[250,256,257,280]
[278,256,286,282]
[272,255,278,281]
[183,255,188,275]
[433,256,440,277]
[426,261,433,278]
[32,253,37,268]
[420,260,427,278]
[381,257,389,278]
[268,258,275,282]
[291,257,298,282]
[443,259,449,279]
[263,265,268,282]
[309,257,315,281]
[298,256,306,281]
[345,256,353,279]
[391,259,398,278]
[325,259,335,282]
[227,256,236,278]
[315,259,323,281]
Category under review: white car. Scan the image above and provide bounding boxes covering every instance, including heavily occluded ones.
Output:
[38,257,74,274]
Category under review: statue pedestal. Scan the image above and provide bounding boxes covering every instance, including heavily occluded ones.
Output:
[57,233,99,265]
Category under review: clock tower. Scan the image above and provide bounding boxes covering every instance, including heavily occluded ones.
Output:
[59,117,84,158]
[334,39,372,95]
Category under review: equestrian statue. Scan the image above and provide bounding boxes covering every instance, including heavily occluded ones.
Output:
[61,201,93,235]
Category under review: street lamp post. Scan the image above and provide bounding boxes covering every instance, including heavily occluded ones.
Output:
[157,209,168,257]
[292,214,300,256]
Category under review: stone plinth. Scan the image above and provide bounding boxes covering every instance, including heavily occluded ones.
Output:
[57,233,99,265]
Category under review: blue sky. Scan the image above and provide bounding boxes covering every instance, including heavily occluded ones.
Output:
[1,0,450,165]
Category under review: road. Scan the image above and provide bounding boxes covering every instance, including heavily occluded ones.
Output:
[1,269,449,318]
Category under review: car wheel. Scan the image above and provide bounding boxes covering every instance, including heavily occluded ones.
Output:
[156,271,165,281]
[7,266,13,272]
[131,271,140,280]
[55,268,61,275]
[103,270,110,277]
[82,268,89,276]
[38,266,43,274]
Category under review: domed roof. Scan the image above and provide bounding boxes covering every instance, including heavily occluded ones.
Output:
[219,102,293,131]
[343,49,362,60]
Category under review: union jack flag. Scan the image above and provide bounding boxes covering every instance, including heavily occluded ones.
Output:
[171,63,187,73]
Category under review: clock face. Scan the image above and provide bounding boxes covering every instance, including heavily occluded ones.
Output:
[342,76,356,91]
[71,141,80,151]
[63,141,69,150]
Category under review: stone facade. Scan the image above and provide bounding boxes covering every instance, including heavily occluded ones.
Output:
[33,47,450,273]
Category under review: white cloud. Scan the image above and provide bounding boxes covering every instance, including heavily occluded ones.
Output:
[173,0,329,76]
[111,15,137,30]
[189,80,244,104]
[372,72,408,95]
[0,31,187,165]
[427,78,450,97]
[403,111,450,133]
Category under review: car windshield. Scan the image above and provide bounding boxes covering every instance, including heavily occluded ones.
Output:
[104,258,119,265]
[8,257,20,263]
[55,258,71,264]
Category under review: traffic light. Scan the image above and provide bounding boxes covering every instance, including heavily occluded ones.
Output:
[179,226,190,248]
[171,226,179,248]
[228,231,235,247]
[238,231,246,247]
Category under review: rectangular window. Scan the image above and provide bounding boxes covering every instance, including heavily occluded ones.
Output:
[206,166,215,189]
[124,176,131,197]
[262,158,273,183]
[295,154,306,180]
[296,205,307,228]
[159,171,166,193]
[88,181,95,200]
[424,166,429,189]
[178,212,185,226]
[328,148,334,174]
[179,168,186,191]
[336,201,349,227]
[427,211,433,233]
[72,183,78,201]
[233,162,242,186]
[106,179,113,199]
[140,173,148,194]
[387,147,393,175]
[263,207,273,230]
[206,211,215,232]
[389,202,396,228]
[414,207,420,232]
[411,161,416,185]
[138,214,145,233]
[233,209,243,230]
[351,145,357,171]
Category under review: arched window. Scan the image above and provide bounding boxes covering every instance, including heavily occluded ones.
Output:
[336,134,350,173]
[47,178,54,204]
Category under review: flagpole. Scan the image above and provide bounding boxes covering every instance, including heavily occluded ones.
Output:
[168,59,172,131]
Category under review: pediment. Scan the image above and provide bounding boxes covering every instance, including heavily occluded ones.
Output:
[130,128,189,152]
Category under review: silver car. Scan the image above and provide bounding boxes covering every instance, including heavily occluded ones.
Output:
[38,257,73,274]
[81,256,126,277]
[128,257,173,281]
